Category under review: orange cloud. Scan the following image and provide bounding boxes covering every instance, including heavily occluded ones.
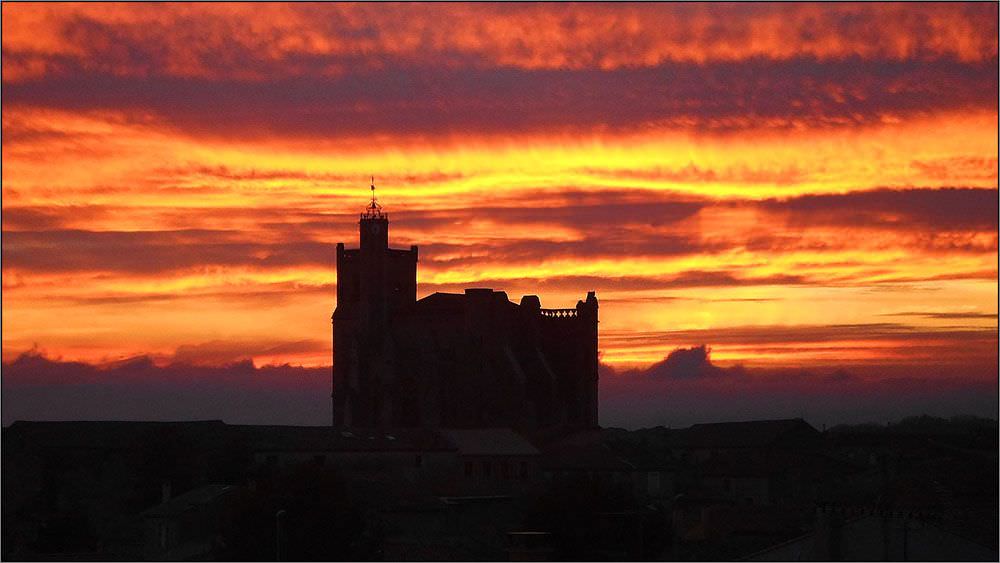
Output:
[3,3,997,82]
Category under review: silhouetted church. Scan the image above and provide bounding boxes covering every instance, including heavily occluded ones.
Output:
[332,183,599,433]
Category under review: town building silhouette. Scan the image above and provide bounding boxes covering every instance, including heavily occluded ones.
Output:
[332,182,599,432]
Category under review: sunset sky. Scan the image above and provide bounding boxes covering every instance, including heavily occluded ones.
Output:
[2,3,997,426]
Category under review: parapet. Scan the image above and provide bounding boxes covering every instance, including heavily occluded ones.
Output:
[540,308,578,318]
[530,291,598,319]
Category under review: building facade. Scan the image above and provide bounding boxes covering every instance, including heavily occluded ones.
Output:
[332,190,598,433]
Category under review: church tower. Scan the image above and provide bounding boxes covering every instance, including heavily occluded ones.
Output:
[332,178,599,434]
[332,180,418,427]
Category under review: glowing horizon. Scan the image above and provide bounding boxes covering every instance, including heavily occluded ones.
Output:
[2,3,997,390]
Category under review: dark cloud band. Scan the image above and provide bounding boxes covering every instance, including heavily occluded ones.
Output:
[4,58,996,140]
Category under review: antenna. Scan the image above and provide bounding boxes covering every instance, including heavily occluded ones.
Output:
[370,176,376,206]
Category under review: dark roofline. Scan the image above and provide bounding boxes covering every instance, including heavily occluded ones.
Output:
[255,445,456,453]
[687,417,811,429]
[9,419,226,426]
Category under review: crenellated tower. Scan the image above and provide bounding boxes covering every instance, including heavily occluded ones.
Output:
[332,179,418,427]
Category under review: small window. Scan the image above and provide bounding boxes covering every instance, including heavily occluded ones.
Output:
[464,461,474,478]
[414,454,423,468]
[313,455,326,466]
[482,460,492,478]
[519,461,528,479]
[501,461,510,479]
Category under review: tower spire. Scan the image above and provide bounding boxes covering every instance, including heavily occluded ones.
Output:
[362,175,385,219]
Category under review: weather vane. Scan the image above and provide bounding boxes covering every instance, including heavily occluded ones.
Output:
[363,175,384,219]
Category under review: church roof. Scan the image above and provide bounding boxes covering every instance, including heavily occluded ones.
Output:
[407,291,519,317]
[412,292,467,314]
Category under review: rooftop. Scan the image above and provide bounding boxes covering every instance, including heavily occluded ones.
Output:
[674,418,821,450]
[443,428,540,457]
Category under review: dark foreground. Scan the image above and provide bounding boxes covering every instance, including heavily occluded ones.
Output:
[3,416,997,561]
